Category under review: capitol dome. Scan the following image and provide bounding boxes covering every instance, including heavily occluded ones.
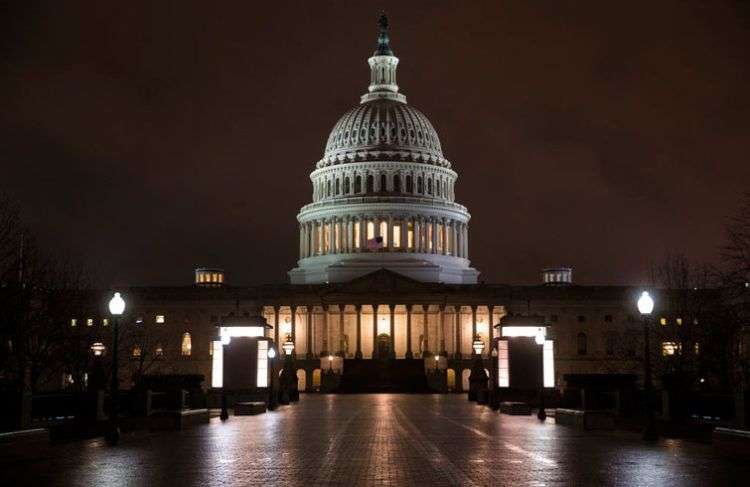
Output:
[289,15,479,285]
[319,99,449,168]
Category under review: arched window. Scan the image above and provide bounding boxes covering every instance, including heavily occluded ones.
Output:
[181,332,192,356]
[355,175,362,193]
[344,177,350,194]
[393,174,401,192]
[417,176,423,194]
[380,174,387,192]
[436,180,442,197]
[366,175,374,193]
[406,175,413,193]
[427,178,433,195]
[577,332,587,355]
[335,179,340,195]
[326,180,331,197]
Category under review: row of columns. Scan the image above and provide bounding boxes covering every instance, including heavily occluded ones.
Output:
[269,304,494,359]
[313,172,455,203]
[299,216,469,259]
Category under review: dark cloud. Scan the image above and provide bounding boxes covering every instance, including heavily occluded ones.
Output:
[1,1,748,286]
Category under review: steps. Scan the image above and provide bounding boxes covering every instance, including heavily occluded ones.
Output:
[338,359,429,393]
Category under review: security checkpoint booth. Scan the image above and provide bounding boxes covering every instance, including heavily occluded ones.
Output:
[211,313,277,415]
[493,315,555,403]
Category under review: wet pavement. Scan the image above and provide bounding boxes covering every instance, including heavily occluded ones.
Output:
[0,394,747,486]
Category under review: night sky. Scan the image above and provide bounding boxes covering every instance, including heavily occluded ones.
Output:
[1,1,748,287]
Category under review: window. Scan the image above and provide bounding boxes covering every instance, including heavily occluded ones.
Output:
[102,319,108,327]
[661,342,679,356]
[380,174,387,192]
[417,176,423,194]
[660,317,667,326]
[326,180,331,197]
[407,221,414,249]
[181,332,192,356]
[406,175,413,193]
[155,315,165,324]
[676,318,683,326]
[604,315,613,322]
[577,332,587,355]
[605,335,615,355]
[393,223,401,248]
[427,179,433,195]
[344,177,350,194]
[393,174,401,192]
[354,221,360,248]
[550,315,558,322]
[366,174,374,193]
[70,318,77,327]
[86,318,93,327]
[577,315,585,322]
[91,342,106,356]
[155,344,164,358]
[335,178,340,195]
[132,345,142,358]
[355,175,362,193]
[694,342,700,355]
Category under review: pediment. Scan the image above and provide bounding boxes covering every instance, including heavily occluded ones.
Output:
[321,268,437,296]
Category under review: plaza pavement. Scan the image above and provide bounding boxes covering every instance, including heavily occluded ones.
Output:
[0,394,747,486]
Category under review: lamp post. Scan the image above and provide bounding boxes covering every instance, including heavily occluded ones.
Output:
[267,345,278,411]
[638,291,658,441]
[327,354,334,373]
[105,292,125,446]
[282,335,298,402]
[489,342,500,410]
[468,335,486,402]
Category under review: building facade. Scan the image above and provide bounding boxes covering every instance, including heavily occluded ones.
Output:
[68,18,661,395]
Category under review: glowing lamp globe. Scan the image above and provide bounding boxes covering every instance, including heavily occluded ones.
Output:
[267,347,276,359]
[472,336,485,355]
[108,292,125,316]
[637,291,654,315]
[535,330,546,345]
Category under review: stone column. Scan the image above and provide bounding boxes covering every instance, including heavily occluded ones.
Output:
[431,217,438,254]
[400,218,407,250]
[387,215,394,249]
[327,219,334,254]
[389,304,396,358]
[488,305,495,345]
[471,305,478,355]
[439,305,446,356]
[360,216,367,250]
[321,305,329,357]
[273,306,280,349]
[290,305,297,358]
[372,305,379,358]
[355,305,363,359]
[454,306,462,359]
[422,305,430,357]
[463,224,469,258]
[337,305,345,357]
[306,306,313,359]
[415,218,423,253]
[346,217,353,253]
[442,218,449,255]
[405,305,413,359]
[451,220,457,257]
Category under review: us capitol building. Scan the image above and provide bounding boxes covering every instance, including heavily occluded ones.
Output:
[74,18,651,396]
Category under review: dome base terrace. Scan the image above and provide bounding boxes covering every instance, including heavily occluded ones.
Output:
[288,252,479,285]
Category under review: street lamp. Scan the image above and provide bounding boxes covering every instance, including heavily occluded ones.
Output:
[489,343,500,410]
[90,342,106,356]
[328,354,334,373]
[282,335,295,356]
[638,291,658,441]
[472,336,485,356]
[267,345,279,411]
[469,335,487,402]
[106,291,125,446]
[434,354,439,372]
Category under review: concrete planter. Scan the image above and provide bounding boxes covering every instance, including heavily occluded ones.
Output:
[150,409,209,431]
[555,408,614,430]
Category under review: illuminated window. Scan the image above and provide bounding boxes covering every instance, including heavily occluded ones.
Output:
[577,332,587,355]
[155,344,164,358]
[379,221,388,247]
[660,317,667,326]
[676,318,683,326]
[436,224,443,253]
[102,319,108,327]
[407,222,414,249]
[132,345,142,358]
[662,342,678,356]
[155,315,165,324]
[427,223,433,251]
[354,221,360,248]
[70,318,77,327]
[694,342,700,355]
[209,341,213,356]
[393,223,401,248]
[91,342,106,356]
[693,318,699,325]
[367,221,375,240]
[497,340,509,387]
[181,332,192,356]
[257,340,269,387]
[86,318,93,327]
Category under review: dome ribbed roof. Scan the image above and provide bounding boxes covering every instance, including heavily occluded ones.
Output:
[318,99,449,168]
